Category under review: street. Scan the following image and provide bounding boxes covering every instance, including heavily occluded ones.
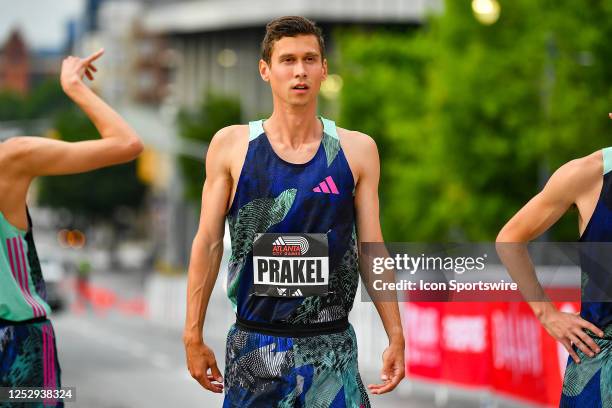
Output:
[54,310,225,407]
[38,228,524,408]
[53,309,440,408]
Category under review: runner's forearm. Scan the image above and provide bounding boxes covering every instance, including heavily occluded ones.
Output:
[358,244,405,345]
[495,241,551,306]
[495,235,562,330]
[529,301,557,321]
[63,81,141,144]
[372,299,404,344]
[359,265,404,345]
[183,234,224,344]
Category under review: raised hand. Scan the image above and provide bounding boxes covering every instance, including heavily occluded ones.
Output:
[60,48,104,93]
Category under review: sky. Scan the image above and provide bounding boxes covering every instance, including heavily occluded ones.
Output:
[0,0,84,50]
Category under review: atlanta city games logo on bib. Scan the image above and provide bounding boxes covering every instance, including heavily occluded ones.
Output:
[252,233,329,298]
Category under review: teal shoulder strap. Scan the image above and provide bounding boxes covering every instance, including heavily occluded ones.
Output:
[248,120,265,141]
[603,147,612,175]
[251,117,337,141]
[320,116,339,140]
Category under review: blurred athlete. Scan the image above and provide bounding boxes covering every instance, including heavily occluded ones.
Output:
[498,123,612,407]
[0,49,143,407]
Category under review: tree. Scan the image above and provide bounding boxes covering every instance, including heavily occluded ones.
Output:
[0,90,25,121]
[37,108,146,220]
[177,93,241,203]
[36,108,147,269]
[0,80,70,121]
[338,0,612,241]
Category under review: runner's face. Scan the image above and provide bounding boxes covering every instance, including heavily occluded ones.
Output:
[260,35,327,107]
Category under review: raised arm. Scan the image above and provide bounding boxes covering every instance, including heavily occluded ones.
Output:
[183,126,237,393]
[9,49,143,177]
[497,156,605,363]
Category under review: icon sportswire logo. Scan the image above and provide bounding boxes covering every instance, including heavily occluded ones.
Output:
[312,176,339,195]
[272,236,310,255]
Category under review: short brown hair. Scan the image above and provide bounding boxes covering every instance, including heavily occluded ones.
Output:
[261,16,325,65]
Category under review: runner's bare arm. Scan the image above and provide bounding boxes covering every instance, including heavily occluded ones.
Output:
[346,131,405,394]
[9,49,143,177]
[497,158,594,242]
[497,155,604,363]
[183,126,237,393]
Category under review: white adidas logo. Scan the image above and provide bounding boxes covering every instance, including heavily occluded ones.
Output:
[291,289,303,297]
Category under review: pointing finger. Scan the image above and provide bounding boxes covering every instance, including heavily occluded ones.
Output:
[84,48,104,64]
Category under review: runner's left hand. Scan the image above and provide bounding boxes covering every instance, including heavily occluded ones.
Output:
[367,341,405,395]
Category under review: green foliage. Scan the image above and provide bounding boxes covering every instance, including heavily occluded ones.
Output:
[37,109,146,220]
[0,91,25,120]
[338,0,612,241]
[177,93,242,203]
[24,80,71,118]
[0,80,69,121]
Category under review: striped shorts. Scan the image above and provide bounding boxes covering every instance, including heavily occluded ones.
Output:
[0,318,63,408]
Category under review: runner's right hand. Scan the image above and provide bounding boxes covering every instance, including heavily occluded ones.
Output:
[60,49,103,94]
[184,340,224,393]
[538,308,604,364]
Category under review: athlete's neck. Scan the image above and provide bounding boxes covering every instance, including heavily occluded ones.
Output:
[265,108,322,148]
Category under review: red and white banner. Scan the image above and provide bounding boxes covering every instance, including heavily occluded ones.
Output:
[404,301,579,406]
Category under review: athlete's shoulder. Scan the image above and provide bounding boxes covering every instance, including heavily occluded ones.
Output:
[0,136,37,170]
[556,150,602,183]
[336,126,375,143]
[336,127,377,154]
[206,125,248,156]
[335,127,379,184]
[545,150,602,200]
[210,125,248,145]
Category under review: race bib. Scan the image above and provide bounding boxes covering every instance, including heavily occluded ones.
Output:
[252,233,329,298]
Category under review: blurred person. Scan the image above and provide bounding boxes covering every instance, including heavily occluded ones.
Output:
[74,258,92,313]
[497,127,612,407]
[183,16,404,407]
[0,49,143,407]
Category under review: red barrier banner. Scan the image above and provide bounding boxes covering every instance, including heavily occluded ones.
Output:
[404,301,580,406]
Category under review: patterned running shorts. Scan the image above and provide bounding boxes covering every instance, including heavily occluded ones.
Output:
[560,324,611,407]
[0,319,63,408]
[223,323,371,407]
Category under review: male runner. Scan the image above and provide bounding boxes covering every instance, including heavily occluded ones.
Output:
[497,131,611,406]
[184,16,405,407]
[0,49,143,407]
